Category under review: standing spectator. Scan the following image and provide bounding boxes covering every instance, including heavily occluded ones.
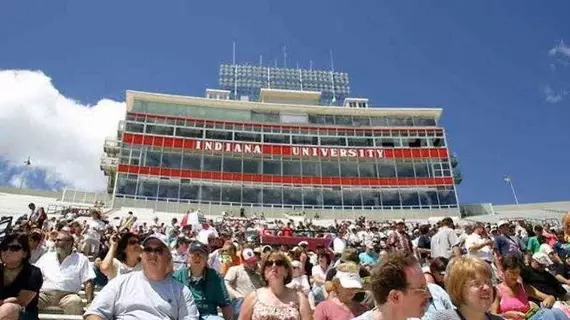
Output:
[173,241,232,320]
[81,210,105,257]
[430,217,459,259]
[99,232,142,281]
[415,225,431,265]
[527,225,546,255]
[219,242,241,276]
[465,222,494,263]
[36,231,95,315]
[311,253,331,305]
[387,221,413,255]
[239,251,312,320]
[358,244,378,267]
[424,257,449,289]
[0,233,43,320]
[197,224,218,245]
[353,252,429,320]
[85,234,200,320]
[431,256,502,320]
[332,230,347,255]
[224,248,263,320]
[494,220,524,263]
[282,223,294,237]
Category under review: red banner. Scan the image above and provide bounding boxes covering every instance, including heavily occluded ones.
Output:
[117,164,454,187]
[123,133,449,159]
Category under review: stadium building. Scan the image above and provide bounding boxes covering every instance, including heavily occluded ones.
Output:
[100,63,462,219]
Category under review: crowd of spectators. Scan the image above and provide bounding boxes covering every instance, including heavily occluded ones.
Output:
[1,203,570,320]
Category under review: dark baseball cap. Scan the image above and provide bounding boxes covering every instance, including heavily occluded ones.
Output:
[188,241,209,256]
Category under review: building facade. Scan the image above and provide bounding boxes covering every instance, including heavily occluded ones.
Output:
[101,64,461,218]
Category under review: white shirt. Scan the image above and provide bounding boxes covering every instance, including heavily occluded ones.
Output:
[197,228,218,245]
[36,251,96,293]
[465,233,492,262]
[84,219,106,242]
[333,237,346,254]
[311,265,327,288]
[286,275,311,295]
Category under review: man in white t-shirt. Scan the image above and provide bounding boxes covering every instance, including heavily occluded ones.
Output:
[465,222,494,262]
[197,224,218,245]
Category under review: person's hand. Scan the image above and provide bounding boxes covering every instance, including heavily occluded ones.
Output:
[485,239,494,246]
[3,297,18,304]
[109,235,118,246]
[542,295,556,308]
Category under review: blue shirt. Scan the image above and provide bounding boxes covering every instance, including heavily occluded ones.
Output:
[359,252,378,265]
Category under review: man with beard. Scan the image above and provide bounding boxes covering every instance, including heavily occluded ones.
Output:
[36,231,95,315]
[85,234,199,320]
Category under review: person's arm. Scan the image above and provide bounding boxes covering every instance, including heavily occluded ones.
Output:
[84,276,120,320]
[237,292,256,320]
[100,237,118,278]
[297,291,313,320]
[524,284,556,308]
[224,267,242,299]
[84,280,94,303]
[180,286,200,320]
[215,271,234,320]
[80,257,97,303]
[490,287,525,319]
[554,274,570,285]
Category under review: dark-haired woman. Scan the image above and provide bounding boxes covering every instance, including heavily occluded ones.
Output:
[0,233,43,320]
[100,232,142,281]
[424,256,449,289]
[239,251,312,320]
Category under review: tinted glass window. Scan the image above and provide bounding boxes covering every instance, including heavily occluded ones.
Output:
[146,124,174,136]
[302,161,320,177]
[158,181,179,199]
[221,185,241,203]
[162,152,181,169]
[242,158,261,174]
[125,122,145,133]
[206,130,233,140]
[223,156,242,173]
[137,180,158,198]
[176,127,203,138]
[200,185,221,201]
[358,161,378,178]
[282,160,301,176]
[202,155,222,171]
[242,187,261,204]
[323,188,342,206]
[283,188,303,205]
[263,160,282,175]
[262,187,282,204]
[342,189,362,206]
[180,184,199,200]
[235,132,261,142]
[381,190,401,207]
[181,154,201,170]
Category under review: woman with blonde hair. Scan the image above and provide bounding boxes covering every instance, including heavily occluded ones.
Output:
[239,250,312,320]
[314,262,367,320]
[432,256,503,320]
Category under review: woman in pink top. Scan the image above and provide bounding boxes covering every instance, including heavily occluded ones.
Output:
[314,262,368,320]
[490,254,566,320]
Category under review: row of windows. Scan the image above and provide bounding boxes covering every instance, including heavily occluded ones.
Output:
[126,114,444,138]
[115,175,457,209]
[124,122,446,148]
[120,147,453,178]
[131,100,438,127]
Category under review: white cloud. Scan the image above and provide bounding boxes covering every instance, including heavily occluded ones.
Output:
[549,40,570,58]
[542,85,568,103]
[0,70,125,191]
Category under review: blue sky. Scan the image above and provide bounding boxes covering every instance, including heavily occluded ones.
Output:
[0,0,568,205]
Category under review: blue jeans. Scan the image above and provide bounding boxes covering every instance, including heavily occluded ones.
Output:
[202,315,225,320]
[312,286,325,304]
[530,308,568,320]
[231,298,244,320]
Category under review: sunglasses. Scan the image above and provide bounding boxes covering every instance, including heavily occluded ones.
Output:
[128,239,140,246]
[266,259,286,267]
[143,246,165,254]
[1,245,23,252]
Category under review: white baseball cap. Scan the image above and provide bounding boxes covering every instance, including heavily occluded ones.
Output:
[335,270,363,289]
[241,248,257,264]
[532,252,553,266]
[498,220,510,228]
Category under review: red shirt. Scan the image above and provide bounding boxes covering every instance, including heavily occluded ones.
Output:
[282,226,293,237]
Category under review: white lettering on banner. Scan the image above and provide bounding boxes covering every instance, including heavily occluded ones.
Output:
[195,140,385,158]
[291,146,384,158]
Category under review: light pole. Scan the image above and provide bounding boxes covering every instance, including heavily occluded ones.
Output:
[503,176,519,205]
[20,157,31,190]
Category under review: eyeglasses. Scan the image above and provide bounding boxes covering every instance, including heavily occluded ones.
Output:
[407,286,430,295]
[467,279,492,289]
[1,245,23,252]
[128,239,140,246]
[266,260,286,267]
[143,246,165,255]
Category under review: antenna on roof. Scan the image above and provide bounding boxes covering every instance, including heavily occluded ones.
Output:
[297,62,303,91]
[309,60,313,71]
[329,49,337,104]
[232,42,238,99]
[274,58,278,68]
[259,55,263,67]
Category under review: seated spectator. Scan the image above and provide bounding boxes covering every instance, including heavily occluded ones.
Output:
[522,252,569,302]
[423,257,449,289]
[314,262,367,320]
[225,248,263,319]
[219,242,241,276]
[239,251,312,320]
[491,254,565,320]
[28,229,46,264]
[358,244,378,267]
[553,230,570,263]
[353,252,429,320]
[311,253,331,305]
[85,234,200,320]
[432,256,503,320]
[173,241,232,320]
[36,230,95,315]
[99,232,142,281]
[0,233,43,320]
[287,260,311,296]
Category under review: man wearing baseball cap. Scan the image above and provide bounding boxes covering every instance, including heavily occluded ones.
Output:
[224,248,263,319]
[85,234,199,320]
[172,241,232,320]
[521,251,568,303]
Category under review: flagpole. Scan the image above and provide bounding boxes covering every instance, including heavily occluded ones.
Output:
[503,176,519,205]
